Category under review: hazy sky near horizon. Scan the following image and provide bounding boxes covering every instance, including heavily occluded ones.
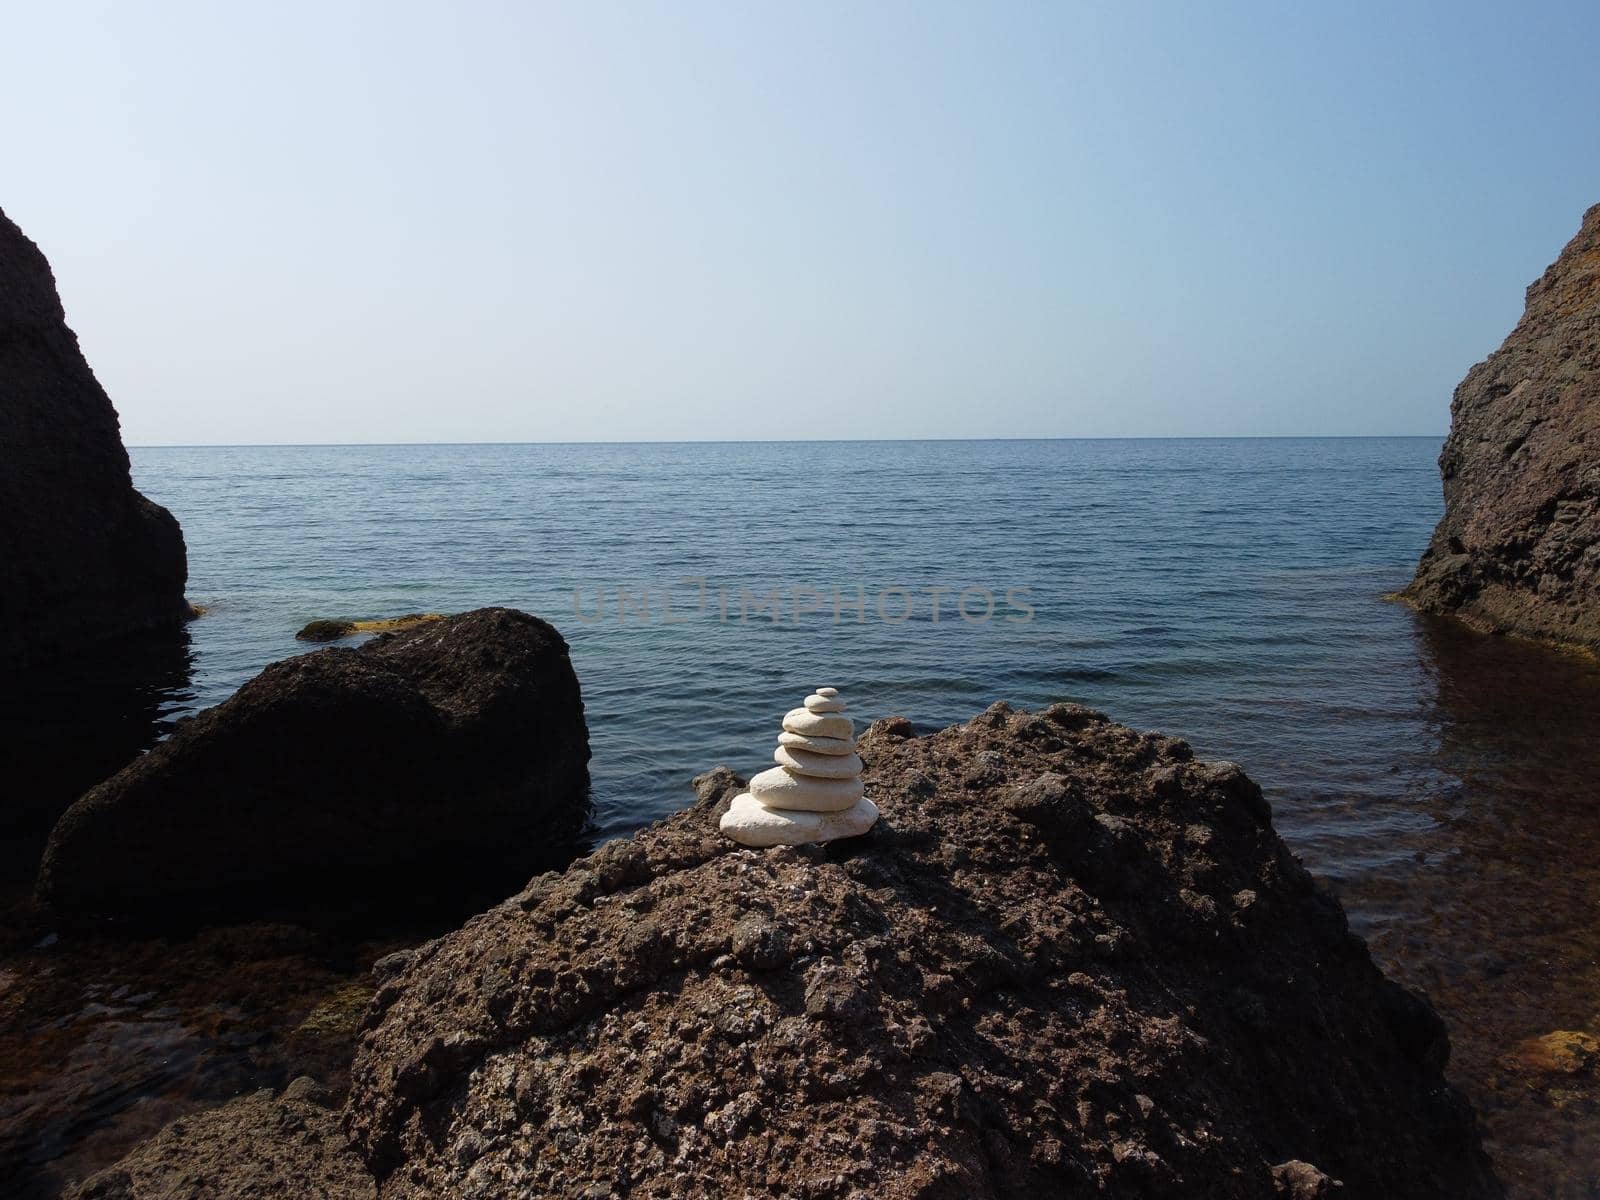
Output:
[4,1,1598,444]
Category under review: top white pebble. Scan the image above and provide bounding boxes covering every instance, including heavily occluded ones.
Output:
[817,686,839,697]
[804,693,846,713]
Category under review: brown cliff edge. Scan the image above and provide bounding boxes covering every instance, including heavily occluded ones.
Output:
[1403,203,1600,651]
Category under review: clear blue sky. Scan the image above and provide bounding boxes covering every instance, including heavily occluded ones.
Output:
[4,1,1597,444]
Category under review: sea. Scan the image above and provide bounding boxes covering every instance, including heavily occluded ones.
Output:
[4,438,1599,1198]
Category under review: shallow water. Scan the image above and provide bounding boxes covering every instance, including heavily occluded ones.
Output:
[3,438,1598,1196]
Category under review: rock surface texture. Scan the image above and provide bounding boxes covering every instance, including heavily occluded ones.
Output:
[721,686,879,846]
[0,207,188,669]
[36,608,590,918]
[63,1080,375,1200]
[338,702,1498,1198]
[1405,203,1600,649]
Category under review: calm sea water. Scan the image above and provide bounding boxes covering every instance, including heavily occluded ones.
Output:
[133,437,1447,856]
[6,438,1600,1198]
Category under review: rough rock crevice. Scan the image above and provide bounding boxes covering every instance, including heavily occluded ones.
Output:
[1405,203,1600,649]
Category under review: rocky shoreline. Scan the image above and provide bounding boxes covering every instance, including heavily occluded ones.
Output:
[13,197,1600,1197]
[55,697,1499,1199]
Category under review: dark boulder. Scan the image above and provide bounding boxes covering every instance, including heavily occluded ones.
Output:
[0,632,193,832]
[0,207,189,670]
[1404,203,1600,649]
[36,608,590,920]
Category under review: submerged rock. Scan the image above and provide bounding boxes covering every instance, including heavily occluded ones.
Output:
[1404,203,1600,650]
[1504,1029,1599,1077]
[36,608,590,920]
[296,613,445,642]
[332,701,1497,1198]
[0,207,189,670]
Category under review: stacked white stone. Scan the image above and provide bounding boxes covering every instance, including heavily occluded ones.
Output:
[719,687,880,847]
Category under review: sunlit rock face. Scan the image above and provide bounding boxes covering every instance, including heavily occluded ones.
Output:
[1405,203,1600,650]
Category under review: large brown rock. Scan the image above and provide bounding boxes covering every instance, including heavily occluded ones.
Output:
[340,703,1499,1198]
[0,207,189,669]
[36,608,591,919]
[1404,203,1600,648]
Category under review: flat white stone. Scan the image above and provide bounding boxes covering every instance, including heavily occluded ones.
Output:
[816,687,839,698]
[774,746,863,779]
[821,795,879,840]
[719,793,823,845]
[783,708,852,740]
[804,693,847,713]
[748,765,863,812]
[777,730,854,756]
[720,792,879,847]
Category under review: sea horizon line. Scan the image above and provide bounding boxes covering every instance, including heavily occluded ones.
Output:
[127,433,1447,450]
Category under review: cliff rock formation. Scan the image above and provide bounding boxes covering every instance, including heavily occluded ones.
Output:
[36,608,591,920]
[0,207,188,669]
[330,703,1496,1198]
[1405,204,1600,648]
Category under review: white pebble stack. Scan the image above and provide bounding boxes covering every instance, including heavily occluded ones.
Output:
[718,687,880,847]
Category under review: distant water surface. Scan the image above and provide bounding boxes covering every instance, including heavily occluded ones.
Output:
[4,438,1599,1198]
[134,438,1450,852]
